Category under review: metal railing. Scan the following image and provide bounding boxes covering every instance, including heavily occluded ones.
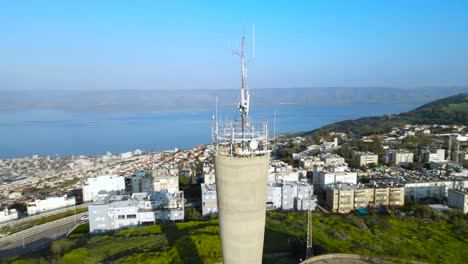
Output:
[213,120,269,157]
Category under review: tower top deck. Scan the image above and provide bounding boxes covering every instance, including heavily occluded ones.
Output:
[213,120,269,158]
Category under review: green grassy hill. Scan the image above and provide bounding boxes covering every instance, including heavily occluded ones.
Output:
[297,93,468,137]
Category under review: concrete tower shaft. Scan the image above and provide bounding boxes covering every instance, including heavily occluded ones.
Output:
[215,155,269,263]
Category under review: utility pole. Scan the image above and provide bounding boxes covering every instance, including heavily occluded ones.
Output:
[306,190,313,259]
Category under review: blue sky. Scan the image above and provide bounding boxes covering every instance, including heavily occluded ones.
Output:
[1,0,467,90]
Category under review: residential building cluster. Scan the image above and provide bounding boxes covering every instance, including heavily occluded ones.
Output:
[88,170,185,233]
[201,180,317,216]
[200,159,317,216]
[0,145,209,223]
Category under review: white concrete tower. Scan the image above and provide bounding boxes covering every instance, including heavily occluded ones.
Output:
[213,25,270,264]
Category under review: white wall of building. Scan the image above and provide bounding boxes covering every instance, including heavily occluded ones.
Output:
[83,175,125,202]
[27,196,76,215]
[0,208,18,223]
[318,171,357,188]
[404,180,468,200]
[153,176,179,194]
[447,189,468,213]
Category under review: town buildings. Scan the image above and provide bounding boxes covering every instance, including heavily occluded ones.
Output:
[201,180,317,216]
[370,176,468,201]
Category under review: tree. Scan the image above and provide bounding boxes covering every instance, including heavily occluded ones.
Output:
[179,176,190,186]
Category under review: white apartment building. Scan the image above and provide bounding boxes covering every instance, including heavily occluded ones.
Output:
[153,175,179,194]
[204,172,216,185]
[320,153,345,165]
[404,180,468,201]
[201,184,218,215]
[316,171,357,189]
[277,181,315,211]
[0,208,18,223]
[27,195,76,215]
[352,151,378,167]
[422,149,445,163]
[83,175,126,202]
[384,150,414,166]
[268,160,306,183]
[299,156,325,170]
[131,170,154,194]
[89,191,184,233]
[312,163,350,186]
[268,169,305,183]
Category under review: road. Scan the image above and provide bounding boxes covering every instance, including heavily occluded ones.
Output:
[0,203,89,228]
[0,212,87,259]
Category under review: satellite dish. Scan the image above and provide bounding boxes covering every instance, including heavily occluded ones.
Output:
[249,140,258,150]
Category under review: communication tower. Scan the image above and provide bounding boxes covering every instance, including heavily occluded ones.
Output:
[212,25,270,264]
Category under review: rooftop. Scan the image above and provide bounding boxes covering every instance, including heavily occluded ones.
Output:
[328,182,404,191]
[449,187,468,194]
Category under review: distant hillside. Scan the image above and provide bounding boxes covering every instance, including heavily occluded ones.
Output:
[297,93,468,137]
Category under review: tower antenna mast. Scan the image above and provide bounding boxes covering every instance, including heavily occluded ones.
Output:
[237,24,250,134]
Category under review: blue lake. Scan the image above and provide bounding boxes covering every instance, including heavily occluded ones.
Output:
[0,104,416,159]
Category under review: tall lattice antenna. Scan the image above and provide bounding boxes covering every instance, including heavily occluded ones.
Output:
[233,24,254,134]
[239,25,249,127]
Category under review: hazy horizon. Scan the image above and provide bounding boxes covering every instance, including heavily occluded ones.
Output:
[0,87,466,114]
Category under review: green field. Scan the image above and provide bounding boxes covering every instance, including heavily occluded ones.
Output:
[447,102,468,112]
[4,209,467,264]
